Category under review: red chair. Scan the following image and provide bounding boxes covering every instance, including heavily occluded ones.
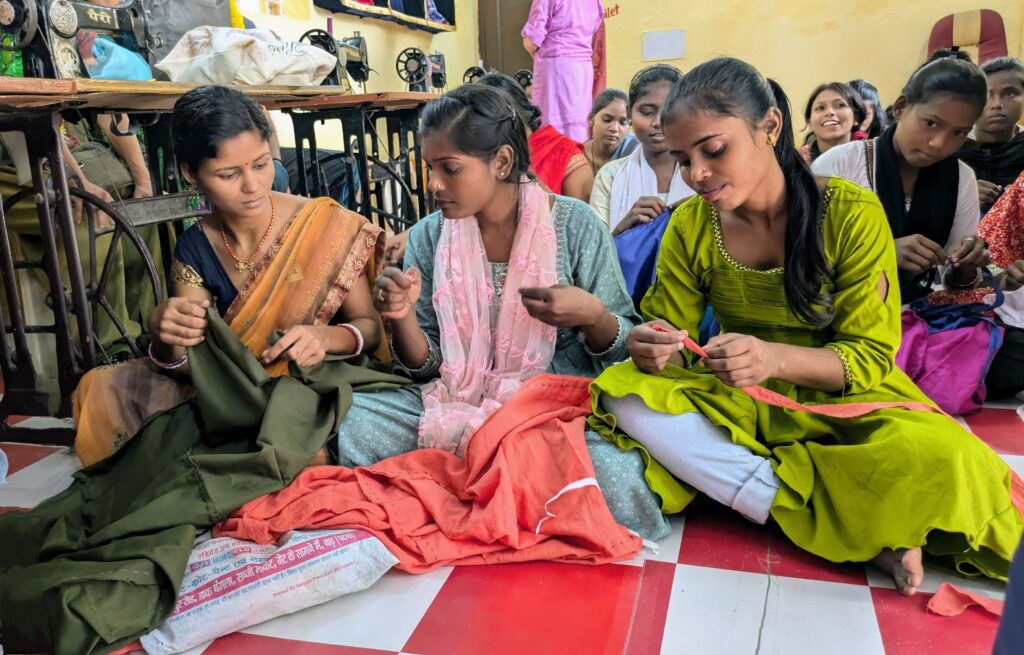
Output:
[928,9,1008,64]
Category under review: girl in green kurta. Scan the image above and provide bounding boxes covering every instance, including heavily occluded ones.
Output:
[589,57,1024,595]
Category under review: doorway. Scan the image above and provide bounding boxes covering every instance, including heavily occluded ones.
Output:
[477,0,534,77]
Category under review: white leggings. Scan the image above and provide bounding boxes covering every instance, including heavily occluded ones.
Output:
[603,394,780,524]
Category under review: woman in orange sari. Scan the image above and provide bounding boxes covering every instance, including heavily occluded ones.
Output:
[73,86,383,466]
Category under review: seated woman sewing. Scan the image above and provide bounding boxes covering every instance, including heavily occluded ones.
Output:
[334,84,669,540]
[73,85,384,466]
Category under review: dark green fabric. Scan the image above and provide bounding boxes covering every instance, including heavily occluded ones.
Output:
[0,310,409,654]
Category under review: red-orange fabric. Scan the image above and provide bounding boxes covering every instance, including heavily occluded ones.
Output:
[529,125,585,196]
[658,326,951,420]
[592,20,607,99]
[927,582,1005,617]
[1012,471,1024,518]
[216,375,641,572]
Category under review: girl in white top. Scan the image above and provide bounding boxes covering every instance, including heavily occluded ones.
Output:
[813,51,988,303]
[590,65,694,235]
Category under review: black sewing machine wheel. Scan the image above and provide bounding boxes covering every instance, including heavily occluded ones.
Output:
[299,29,341,86]
[0,0,38,51]
[76,189,165,360]
[300,29,337,56]
[396,47,427,88]
[429,54,446,91]
[514,69,533,90]
[463,66,486,85]
[3,187,164,363]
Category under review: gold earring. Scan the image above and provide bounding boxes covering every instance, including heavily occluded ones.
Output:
[769,134,778,147]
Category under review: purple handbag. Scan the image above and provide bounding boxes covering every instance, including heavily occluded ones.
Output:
[896,274,1005,415]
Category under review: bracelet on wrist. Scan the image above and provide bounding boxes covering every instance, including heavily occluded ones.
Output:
[339,323,364,355]
[148,342,188,370]
[583,316,623,359]
[943,266,983,290]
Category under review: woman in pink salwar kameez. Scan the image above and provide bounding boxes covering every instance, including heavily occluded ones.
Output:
[522,0,604,142]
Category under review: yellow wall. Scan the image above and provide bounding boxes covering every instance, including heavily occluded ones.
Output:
[603,0,1023,127]
[242,1,479,145]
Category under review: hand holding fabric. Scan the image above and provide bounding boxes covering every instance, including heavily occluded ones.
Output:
[373,266,421,320]
[69,176,114,228]
[132,182,154,199]
[261,325,328,367]
[519,284,603,328]
[894,234,945,274]
[978,180,1002,208]
[628,320,687,374]
[702,333,778,388]
[1003,261,1024,291]
[385,229,410,266]
[947,235,990,270]
[613,196,667,236]
[149,297,209,348]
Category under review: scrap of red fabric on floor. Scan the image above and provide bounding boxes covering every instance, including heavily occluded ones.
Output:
[928,582,1005,617]
[216,374,642,572]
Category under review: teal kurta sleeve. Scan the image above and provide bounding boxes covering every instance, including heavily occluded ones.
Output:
[564,198,640,362]
[399,214,443,382]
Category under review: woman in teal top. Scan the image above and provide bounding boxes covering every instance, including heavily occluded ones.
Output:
[589,57,1023,594]
[333,84,669,540]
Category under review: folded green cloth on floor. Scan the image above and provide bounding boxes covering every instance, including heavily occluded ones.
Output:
[0,311,408,654]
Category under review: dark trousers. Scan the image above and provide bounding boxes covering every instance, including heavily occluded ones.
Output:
[987,323,1024,400]
[994,536,1024,654]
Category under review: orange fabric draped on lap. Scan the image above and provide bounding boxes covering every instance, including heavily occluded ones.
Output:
[72,198,383,466]
[215,375,642,572]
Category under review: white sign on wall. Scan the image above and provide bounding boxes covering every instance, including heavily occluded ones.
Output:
[642,29,685,61]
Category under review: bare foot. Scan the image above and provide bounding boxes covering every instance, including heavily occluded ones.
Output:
[872,547,924,596]
[308,446,331,467]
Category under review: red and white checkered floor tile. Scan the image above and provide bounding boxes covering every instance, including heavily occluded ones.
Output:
[2,402,1021,655]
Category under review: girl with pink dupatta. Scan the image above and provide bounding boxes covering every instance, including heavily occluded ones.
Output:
[332,85,670,541]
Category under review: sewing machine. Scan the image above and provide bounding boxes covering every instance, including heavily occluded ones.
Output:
[300,28,369,92]
[0,0,160,79]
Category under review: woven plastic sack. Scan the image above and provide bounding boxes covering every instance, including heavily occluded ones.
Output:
[156,27,336,86]
[140,529,397,654]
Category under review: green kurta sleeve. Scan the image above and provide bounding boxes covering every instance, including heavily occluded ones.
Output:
[641,199,709,364]
[821,186,901,394]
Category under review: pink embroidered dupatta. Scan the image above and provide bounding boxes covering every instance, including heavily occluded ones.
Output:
[418,180,558,455]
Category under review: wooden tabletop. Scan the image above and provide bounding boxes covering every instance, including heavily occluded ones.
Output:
[0,77,362,112]
[272,91,438,112]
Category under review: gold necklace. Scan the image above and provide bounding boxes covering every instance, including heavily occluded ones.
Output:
[220,194,275,272]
